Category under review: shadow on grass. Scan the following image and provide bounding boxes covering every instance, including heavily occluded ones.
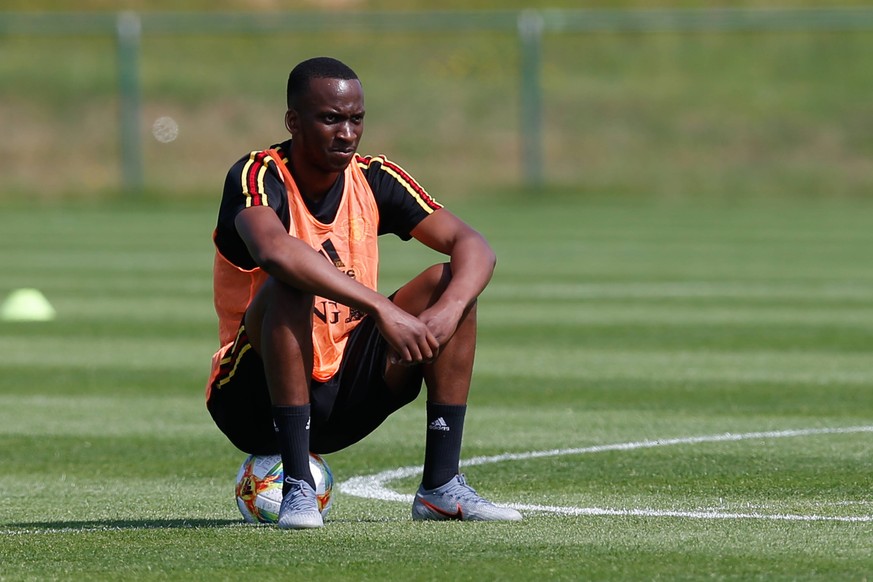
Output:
[6,517,409,533]
[7,518,241,532]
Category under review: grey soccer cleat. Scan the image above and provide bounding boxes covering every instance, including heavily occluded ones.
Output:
[412,474,523,522]
[278,478,324,530]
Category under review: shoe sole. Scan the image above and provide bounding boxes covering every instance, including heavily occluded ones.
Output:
[278,515,324,530]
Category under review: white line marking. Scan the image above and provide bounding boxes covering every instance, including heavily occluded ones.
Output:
[3,426,870,535]
[338,425,873,523]
[502,505,873,523]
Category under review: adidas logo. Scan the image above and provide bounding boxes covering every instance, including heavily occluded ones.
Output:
[428,417,450,432]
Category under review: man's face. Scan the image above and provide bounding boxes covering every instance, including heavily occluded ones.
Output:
[286,77,365,173]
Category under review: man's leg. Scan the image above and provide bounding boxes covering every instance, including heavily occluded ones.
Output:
[244,278,323,529]
[385,264,470,486]
[387,264,522,521]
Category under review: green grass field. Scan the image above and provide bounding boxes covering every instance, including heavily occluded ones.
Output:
[1,194,871,580]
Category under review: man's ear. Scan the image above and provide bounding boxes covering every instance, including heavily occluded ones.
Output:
[285,109,297,135]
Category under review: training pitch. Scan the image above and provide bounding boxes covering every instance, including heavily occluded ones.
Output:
[1,195,871,580]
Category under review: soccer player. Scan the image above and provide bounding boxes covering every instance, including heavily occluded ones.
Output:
[206,57,522,529]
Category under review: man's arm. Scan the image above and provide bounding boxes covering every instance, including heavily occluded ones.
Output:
[235,205,439,363]
[409,208,497,346]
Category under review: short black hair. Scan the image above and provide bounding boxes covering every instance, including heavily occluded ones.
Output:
[286,57,359,109]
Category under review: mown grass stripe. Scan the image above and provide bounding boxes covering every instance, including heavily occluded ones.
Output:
[485,281,873,301]
[475,346,873,385]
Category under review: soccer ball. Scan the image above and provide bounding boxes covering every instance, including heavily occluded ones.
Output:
[235,453,334,523]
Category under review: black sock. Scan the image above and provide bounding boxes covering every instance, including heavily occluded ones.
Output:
[272,404,315,493]
[422,402,467,490]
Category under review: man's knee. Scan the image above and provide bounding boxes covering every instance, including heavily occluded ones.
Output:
[245,278,313,351]
[423,263,452,295]
[423,263,478,319]
[255,279,313,323]
[392,263,452,315]
[276,281,314,319]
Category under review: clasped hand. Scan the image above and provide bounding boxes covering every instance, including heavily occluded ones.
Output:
[378,303,460,366]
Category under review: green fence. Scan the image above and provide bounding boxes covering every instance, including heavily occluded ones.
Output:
[2,8,873,198]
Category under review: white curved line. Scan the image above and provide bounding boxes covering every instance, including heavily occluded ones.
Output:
[338,425,873,522]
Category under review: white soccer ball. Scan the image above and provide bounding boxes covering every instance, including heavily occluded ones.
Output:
[235,453,334,523]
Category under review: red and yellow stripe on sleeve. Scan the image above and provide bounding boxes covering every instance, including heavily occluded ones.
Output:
[358,155,442,213]
[240,150,277,208]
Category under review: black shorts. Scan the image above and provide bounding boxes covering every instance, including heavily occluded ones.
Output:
[206,314,423,455]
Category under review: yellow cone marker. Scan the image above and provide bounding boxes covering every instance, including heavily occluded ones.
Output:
[0,288,57,321]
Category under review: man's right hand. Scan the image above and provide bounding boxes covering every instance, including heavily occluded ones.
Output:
[373,301,440,366]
